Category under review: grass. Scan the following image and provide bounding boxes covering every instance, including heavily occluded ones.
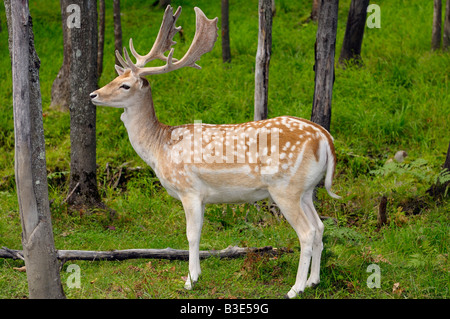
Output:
[0,0,449,299]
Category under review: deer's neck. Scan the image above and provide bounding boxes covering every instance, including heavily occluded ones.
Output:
[120,91,169,170]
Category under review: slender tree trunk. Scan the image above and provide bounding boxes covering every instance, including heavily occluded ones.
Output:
[50,0,72,111]
[311,0,339,132]
[443,0,450,50]
[6,0,65,299]
[67,0,102,210]
[113,0,122,66]
[221,0,231,63]
[4,0,12,53]
[444,141,450,171]
[311,0,321,22]
[432,0,442,50]
[339,0,370,67]
[254,0,273,121]
[97,0,105,79]
[377,195,388,228]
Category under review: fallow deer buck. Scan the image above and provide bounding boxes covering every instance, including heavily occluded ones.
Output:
[90,5,341,298]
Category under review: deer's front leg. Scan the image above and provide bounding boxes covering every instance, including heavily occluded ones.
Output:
[180,194,205,290]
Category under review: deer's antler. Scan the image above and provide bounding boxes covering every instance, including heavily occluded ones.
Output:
[117,6,218,77]
[131,5,182,66]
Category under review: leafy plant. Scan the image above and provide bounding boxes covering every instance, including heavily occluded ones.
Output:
[370,158,448,195]
[323,218,364,246]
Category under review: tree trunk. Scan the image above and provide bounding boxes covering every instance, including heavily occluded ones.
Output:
[311,0,321,22]
[254,0,273,121]
[4,0,12,53]
[50,0,72,111]
[221,0,231,63]
[6,0,65,299]
[339,0,370,67]
[443,0,450,50]
[97,0,105,79]
[113,0,122,66]
[67,0,102,210]
[377,195,388,228]
[445,142,450,171]
[432,0,442,50]
[311,0,339,132]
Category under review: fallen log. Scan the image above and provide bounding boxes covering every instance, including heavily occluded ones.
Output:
[1,245,291,263]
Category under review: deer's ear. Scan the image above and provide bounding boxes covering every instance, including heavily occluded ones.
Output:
[115,64,125,75]
[139,77,149,89]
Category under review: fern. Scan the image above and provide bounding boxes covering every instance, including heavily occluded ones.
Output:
[370,157,446,190]
[407,253,427,268]
[406,239,437,269]
[435,168,450,185]
[323,219,364,246]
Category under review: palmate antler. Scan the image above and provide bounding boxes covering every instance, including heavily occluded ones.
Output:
[116,6,218,77]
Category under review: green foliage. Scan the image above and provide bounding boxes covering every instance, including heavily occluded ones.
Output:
[370,158,450,200]
[323,219,364,246]
[372,158,444,185]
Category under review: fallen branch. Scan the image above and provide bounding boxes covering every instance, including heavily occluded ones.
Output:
[1,247,24,261]
[63,182,79,203]
[0,245,291,263]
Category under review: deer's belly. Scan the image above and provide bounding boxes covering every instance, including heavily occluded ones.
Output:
[202,186,269,204]
[161,179,269,204]
[159,164,271,204]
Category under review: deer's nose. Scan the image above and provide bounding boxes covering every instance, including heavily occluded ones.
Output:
[90,93,98,99]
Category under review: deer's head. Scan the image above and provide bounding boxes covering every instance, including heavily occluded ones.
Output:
[90,6,218,109]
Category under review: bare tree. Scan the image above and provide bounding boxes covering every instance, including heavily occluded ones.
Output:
[445,142,450,173]
[98,0,106,78]
[221,0,231,63]
[254,0,273,121]
[67,0,103,210]
[114,0,122,66]
[50,0,72,111]
[311,0,339,132]
[6,0,65,298]
[311,0,321,22]
[432,0,442,50]
[339,0,370,67]
[443,0,450,50]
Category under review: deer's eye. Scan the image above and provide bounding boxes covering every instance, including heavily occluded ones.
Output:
[120,84,131,90]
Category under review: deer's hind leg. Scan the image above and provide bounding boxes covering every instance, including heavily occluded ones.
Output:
[268,187,316,299]
[301,189,324,288]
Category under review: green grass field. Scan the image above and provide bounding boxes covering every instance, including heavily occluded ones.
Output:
[0,0,448,299]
